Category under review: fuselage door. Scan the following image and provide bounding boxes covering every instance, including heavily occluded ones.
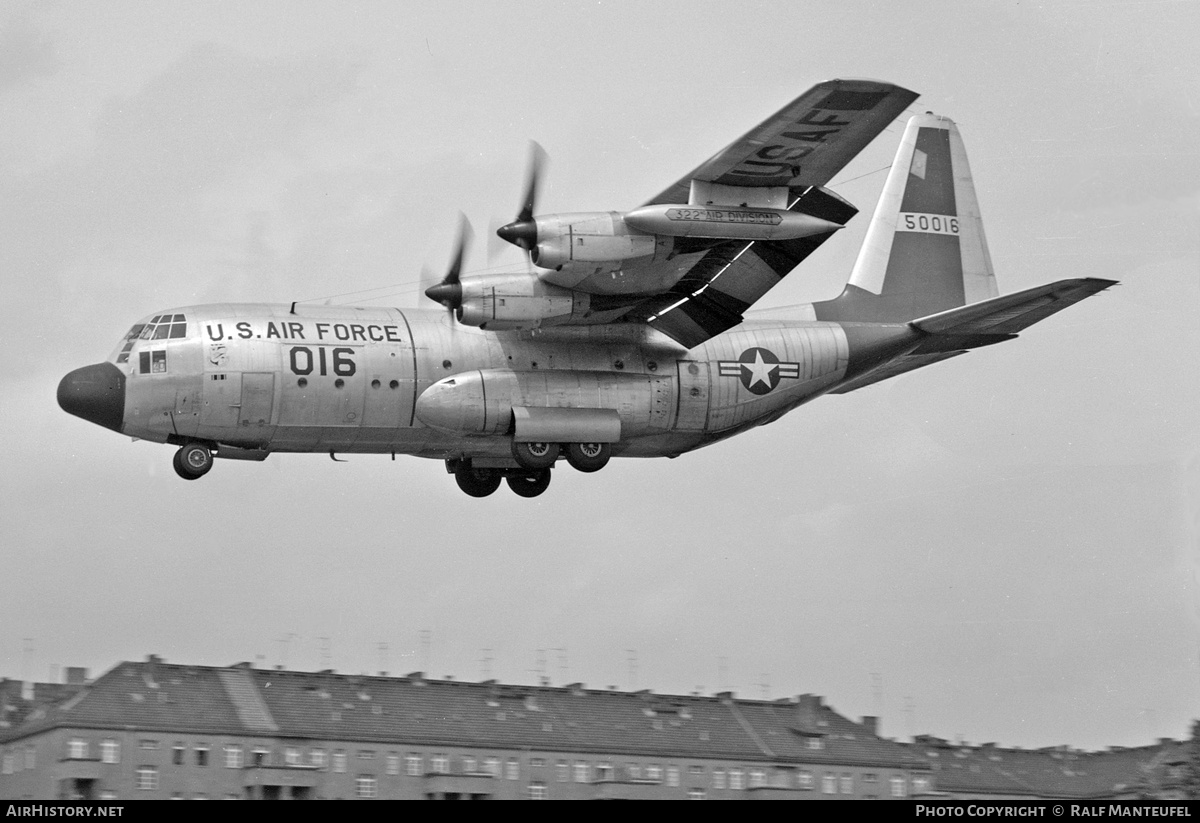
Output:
[240,372,275,429]
[675,360,710,431]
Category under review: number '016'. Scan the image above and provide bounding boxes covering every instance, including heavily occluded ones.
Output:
[289,346,356,377]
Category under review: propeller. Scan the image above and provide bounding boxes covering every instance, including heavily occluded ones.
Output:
[495,141,547,255]
[423,214,473,314]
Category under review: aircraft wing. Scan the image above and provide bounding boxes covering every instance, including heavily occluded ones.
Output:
[645,79,920,205]
[629,79,918,348]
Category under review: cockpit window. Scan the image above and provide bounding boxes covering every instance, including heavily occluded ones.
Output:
[138,314,187,340]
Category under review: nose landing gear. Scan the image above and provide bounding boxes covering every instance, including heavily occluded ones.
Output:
[173,443,213,480]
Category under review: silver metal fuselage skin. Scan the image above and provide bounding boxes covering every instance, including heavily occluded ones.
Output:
[109,302,867,464]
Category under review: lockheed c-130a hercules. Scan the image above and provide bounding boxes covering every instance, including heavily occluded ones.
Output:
[58,79,1113,498]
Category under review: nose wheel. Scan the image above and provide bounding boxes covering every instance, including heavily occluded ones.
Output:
[173,443,213,480]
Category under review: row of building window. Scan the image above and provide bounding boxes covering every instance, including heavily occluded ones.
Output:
[30,739,926,797]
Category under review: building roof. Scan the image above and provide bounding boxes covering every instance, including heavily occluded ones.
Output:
[0,657,925,769]
[909,737,1193,799]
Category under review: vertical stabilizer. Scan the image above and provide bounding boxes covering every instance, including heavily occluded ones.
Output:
[815,114,998,322]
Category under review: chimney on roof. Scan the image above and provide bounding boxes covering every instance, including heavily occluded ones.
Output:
[64,667,87,686]
[795,694,823,731]
[564,682,585,697]
[1158,738,1173,746]
[860,715,878,736]
[715,691,734,705]
[406,671,424,685]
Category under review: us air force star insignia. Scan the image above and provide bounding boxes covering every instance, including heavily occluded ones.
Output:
[717,347,801,395]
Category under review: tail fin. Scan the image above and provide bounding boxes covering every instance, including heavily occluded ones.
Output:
[815,114,998,322]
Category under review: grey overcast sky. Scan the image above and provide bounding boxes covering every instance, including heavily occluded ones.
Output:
[1,1,1196,751]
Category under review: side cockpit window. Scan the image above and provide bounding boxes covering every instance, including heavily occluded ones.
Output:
[138,350,167,375]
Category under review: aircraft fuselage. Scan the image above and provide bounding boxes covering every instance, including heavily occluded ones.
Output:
[63,302,916,466]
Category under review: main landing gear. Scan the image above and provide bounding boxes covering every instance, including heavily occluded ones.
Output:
[512,440,611,473]
[172,442,213,481]
[450,440,613,498]
[453,461,552,499]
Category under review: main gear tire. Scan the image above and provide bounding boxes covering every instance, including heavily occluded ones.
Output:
[511,440,559,470]
[506,469,552,498]
[565,442,611,473]
[455,465,502,497]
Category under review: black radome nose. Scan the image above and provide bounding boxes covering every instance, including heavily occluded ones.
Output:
[57,362,126,432]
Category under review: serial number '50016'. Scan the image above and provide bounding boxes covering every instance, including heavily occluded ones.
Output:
[899,212,960,235]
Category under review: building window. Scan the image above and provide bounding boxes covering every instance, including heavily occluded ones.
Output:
[333,751,347,773]
[356,776,377,798]
[284,747,301,766]
[1,751,12,775]
[139,739,158,750]
[667,765,680,787]
[101,739,119,764]
[386,754,399,776]
[646,764,663,782]
[310,749,326,770]
[597,762,613,781]
[890,776,906,797]
[798,770,814,790]
[406,754,423,776]
[24,747,35,771]
[807,736,824,750]
[136,766,158,790]
[556,760,569,782]
[252,747,269,767]
[195,744,209,767]
[358,749,375,760]
[172,743,185,765]
[688,788,706,800]
[574,762,588,783]
[529,757,545,768]
[864,772,878,783]
[713,769,726,790]
[823,774,837,794]
[528,781,548,800]
[225,746,243,769]
[628,763,640,779]
[913,776,931,794]
[483,757,499,777]
[463,756,477,773]
[729,769,745,790]
[689,765,704,777]
[749,769,766,788]
[68,738,88,759]
[506,758,520,780]
[432,754,449,774]
[840,774,853,794]
[99,792,117,801]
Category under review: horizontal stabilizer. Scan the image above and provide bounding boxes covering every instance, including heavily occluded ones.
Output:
[830,351,967,394]
[910,277,1116,338]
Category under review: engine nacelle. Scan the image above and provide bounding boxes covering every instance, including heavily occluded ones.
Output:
[455,273,588,331]
[529,212,658,270]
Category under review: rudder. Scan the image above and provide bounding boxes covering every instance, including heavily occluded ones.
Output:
[815,114,997,323]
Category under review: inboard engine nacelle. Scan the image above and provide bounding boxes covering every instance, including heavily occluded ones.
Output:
[453,273,589,331]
